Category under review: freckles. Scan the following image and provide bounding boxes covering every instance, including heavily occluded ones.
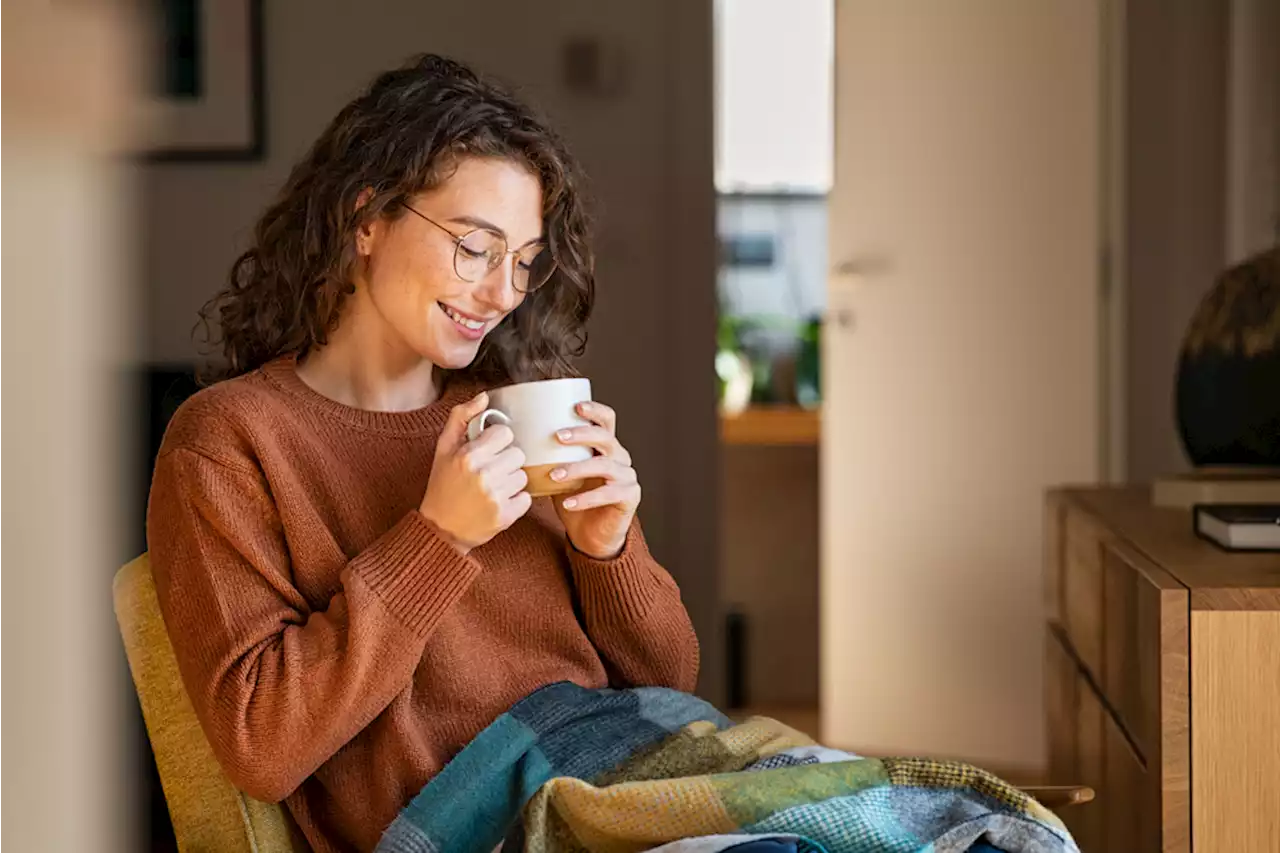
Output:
[394,252,450,302]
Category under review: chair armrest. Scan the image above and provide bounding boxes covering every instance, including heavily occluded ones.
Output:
[1020,785,1094,809]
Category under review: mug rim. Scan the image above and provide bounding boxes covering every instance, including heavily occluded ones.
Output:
[489,376,590,394]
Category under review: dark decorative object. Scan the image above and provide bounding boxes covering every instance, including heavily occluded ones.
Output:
[725,607,748,710]
[131,366,201,554]
[1176,246,1280,466]
[160,0,202,98]
[145,0,264,162]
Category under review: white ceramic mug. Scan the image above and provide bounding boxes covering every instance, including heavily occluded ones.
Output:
[465,377,594,497]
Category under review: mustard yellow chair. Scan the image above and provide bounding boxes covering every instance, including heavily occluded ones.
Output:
[114,555,310,853]
[117,552,1090,853]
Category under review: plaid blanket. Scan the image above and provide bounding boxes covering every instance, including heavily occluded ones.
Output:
[376,682,1078,853]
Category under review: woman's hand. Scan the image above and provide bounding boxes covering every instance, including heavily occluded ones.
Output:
[550,401,640,560]
[420,392,532,554]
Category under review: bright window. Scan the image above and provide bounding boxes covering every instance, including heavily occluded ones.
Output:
[714,0,834,194]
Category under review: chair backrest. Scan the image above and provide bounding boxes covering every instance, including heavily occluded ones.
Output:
[114,555,310,853]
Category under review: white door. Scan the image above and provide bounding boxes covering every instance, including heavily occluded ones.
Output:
[821,0,1101,769]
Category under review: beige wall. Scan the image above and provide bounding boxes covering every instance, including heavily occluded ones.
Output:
[3,5,142,851]
[1225,0,1280,264]
[139,0,722,700]
[1123,0,1229,482]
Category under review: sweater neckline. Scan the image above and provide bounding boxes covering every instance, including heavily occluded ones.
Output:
[260,353,476,436]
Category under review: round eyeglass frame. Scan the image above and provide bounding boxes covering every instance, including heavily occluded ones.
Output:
[401,202,556,294]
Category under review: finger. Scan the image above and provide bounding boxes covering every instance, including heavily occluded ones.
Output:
[561,482,640,512]
[556,425,625,459]
[437,391,489,456]
[460,426,515,475]
[464,423,516,462]
[504,490,533,523]
[576,401,617,434]
[490,466,529,499]
[486,445,528,477]
[550,456,635,487]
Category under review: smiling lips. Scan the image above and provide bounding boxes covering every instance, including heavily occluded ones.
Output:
[438,301,493,339]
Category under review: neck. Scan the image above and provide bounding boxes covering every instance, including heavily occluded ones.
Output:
[296,290,441,412]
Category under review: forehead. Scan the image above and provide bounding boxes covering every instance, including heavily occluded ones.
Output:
[417,156,544,244]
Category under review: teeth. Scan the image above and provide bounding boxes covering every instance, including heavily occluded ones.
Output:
[443,304,484,330]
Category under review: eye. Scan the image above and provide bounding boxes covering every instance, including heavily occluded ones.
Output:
[518,246,548,272]
[459,230,504,265]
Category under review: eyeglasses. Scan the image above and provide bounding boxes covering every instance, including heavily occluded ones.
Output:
[401,203,557,294]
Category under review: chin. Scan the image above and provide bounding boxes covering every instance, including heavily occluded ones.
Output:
[424,341,484,371]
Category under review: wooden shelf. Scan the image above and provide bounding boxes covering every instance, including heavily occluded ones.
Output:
[720,406,821,446]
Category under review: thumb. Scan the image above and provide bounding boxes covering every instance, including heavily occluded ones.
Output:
[436,391,489,456]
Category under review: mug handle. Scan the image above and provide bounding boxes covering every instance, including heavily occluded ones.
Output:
[465,409,512,442]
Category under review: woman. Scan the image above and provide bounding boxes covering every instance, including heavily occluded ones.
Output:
[147,54,699,853]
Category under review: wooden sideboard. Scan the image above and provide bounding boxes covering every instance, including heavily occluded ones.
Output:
[1044,487,1280,853]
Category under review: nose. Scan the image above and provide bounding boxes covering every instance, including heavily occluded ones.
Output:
[474,254,521,314]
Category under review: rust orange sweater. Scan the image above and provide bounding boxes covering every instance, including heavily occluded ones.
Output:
[146,356,700,853]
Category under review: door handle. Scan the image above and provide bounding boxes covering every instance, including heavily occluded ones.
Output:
[831,253,892,279]
[829,254,890,329]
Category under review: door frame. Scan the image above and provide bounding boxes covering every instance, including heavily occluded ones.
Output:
[1100,0,1128,484]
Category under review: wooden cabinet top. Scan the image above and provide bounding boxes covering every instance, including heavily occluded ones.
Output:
[1055,486,1280,611]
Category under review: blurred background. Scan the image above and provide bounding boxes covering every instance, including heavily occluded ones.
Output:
[4,0,1276,850]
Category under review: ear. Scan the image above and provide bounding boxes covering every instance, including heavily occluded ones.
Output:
[353,187,378,258]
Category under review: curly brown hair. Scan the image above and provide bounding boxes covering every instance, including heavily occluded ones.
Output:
[199,54,595,384]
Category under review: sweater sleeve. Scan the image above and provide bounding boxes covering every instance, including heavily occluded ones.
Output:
[566,522,700,693]
[147,446,481,803]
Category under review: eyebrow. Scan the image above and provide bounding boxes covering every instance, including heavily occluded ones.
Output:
[447,215,546,249]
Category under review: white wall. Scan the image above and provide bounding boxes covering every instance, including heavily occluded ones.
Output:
[714,0,833,193]
[140,0,722,700]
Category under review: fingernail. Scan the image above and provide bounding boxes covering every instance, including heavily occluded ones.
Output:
[550,468,567,481]
[562,498,578,509]
[577,402,591,412]
[557,429,573,441]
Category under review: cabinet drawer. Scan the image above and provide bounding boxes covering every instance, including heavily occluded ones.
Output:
[1068,676,1106,853]
[1044,492,1066,623]
[1103,710,1159,853]
[1063,505,1107,680]
[1045,629,1078,785]
[1102,542,1160,759]
[1101,540,1191,853]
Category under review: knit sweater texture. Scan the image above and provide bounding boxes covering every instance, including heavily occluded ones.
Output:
[146,356,700,852]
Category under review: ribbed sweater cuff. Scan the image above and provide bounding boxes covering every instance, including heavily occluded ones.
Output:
[567,525,664,623]
[353,511,481,638]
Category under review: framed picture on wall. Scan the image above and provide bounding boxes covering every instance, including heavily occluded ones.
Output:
[143,0,264,162]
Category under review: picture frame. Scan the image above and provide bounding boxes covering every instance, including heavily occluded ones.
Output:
[143,0,265,163]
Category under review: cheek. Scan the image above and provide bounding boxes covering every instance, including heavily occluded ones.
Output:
[366,242,454,308]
